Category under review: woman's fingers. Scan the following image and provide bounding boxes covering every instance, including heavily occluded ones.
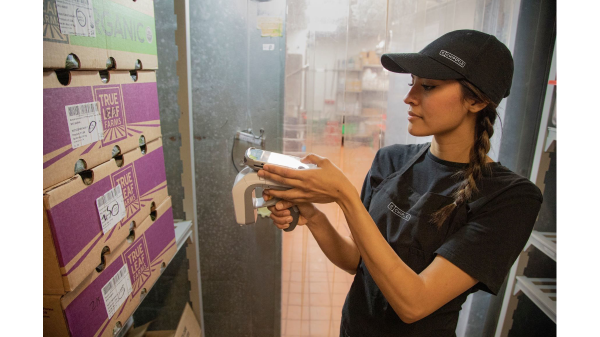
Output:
[269,213,293,230]
[275,199,295,210]
[264,188,309,204]
[258,169,302,188]
[262,191,272,202]
[261,164,302,178]
[301,153,325,166]
[267,206,290,217]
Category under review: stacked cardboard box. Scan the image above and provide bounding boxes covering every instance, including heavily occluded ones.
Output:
[43,0,158,70]
[124,303,201,337]
[43,1,176,336]
[45,197,177,337]
[43,70,163,189]
[360,50,381,66]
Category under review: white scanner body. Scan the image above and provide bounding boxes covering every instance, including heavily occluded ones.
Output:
[232,167,299,230]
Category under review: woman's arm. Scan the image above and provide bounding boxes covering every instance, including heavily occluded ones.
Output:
[259,155,478,323]
[266,200,360,275]
[337,191,477,323]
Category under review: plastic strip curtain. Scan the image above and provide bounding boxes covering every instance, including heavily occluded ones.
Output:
[281,1,520,336]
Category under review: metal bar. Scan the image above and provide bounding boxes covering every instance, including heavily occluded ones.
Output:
[514,277,557,323]
[529,43,557,187]
[174,0,205,334]
[494,249,531,337]
[529,230,557,262]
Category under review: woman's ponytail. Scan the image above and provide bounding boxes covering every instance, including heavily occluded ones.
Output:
[429,80,499,228]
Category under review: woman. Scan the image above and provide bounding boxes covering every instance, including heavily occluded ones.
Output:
[259,30,542,336]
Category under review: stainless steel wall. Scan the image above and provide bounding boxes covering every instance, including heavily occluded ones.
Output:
[189,0,286,336]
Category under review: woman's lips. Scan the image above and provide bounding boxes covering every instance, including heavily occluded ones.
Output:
[408,111,421,120]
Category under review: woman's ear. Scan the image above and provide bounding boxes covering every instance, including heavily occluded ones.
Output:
[465,98,488,113]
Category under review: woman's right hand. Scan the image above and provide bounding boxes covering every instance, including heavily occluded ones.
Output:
[263,191,319,230]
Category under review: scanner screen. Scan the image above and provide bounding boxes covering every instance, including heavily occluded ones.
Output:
[267,152,310,169]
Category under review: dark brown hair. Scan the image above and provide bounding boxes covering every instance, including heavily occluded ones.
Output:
[429,79,499,228]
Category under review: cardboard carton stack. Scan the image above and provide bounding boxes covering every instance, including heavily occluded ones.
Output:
[43,1,176,336]
[124,303,201,337]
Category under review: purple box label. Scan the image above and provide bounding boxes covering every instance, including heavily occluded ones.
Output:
[93,85,127,146]
[123,236,151,297]
[111,164,140,225]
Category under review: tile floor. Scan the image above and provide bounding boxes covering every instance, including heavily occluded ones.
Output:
[281,144,377,337]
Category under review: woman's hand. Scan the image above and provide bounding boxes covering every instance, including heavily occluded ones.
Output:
[258,154,354,205]
[262,192,319,230]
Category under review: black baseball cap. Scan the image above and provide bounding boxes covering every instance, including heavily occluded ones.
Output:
[381,29,514,105]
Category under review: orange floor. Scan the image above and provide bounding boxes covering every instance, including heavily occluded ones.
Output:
[281,144,377,337]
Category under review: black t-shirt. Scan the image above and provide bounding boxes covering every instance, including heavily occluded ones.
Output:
[340,143,543,337]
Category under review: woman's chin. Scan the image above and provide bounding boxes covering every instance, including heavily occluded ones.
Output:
[407,126,429,137]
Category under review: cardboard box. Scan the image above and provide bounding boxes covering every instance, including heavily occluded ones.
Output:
[345,80,362,92]
[125,303,201,337]
[44,138,169,295]
[362,108,383,116]
[43,70,162,189]
[43,0,158,70]
[360,51,381,66]
[44,197,177,337]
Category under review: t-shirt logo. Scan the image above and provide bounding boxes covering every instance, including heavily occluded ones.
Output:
[388,202,411,221]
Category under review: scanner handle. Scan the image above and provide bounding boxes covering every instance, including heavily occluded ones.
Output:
[253,197,299,232]
[284,206,300,232]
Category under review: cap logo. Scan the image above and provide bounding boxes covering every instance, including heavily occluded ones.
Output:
[439,50,466,68]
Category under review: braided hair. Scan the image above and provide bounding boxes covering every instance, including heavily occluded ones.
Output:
[429,79,499,228]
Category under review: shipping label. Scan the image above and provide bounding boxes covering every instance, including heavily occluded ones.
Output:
[44,0,70,43]
[110,164,141,226]
[101,264,132,319]
[96,184,127,234]
[65,101,104,149]
[55,0,97,37]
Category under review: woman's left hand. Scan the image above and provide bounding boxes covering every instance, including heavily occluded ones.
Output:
[258,154,353,205]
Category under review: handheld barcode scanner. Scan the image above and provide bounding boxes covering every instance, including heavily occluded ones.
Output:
[232,166,300,231]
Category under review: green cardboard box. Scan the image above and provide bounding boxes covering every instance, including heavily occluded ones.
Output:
[43,0,158,70]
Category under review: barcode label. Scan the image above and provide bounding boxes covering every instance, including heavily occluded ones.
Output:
[101,264,132,319]
[102,279,113,295]
[55,0,96,37]
[64,101,104,149]
[67,102,99,117]
[98,185,121,208]
[96,184,127,234]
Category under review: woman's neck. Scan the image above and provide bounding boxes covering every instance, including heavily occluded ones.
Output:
[430,137,474,163]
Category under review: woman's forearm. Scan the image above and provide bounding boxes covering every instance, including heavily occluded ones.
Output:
[305,209,361,274]
[336,187,427,322]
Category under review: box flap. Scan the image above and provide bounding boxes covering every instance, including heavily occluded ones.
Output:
[174,303,202,337]
[125,321,152,337]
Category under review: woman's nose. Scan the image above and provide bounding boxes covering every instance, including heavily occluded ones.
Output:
[403,85,418,106]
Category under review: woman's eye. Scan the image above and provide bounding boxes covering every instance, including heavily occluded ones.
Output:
[421,84,435,91]
[408,81,414,87]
